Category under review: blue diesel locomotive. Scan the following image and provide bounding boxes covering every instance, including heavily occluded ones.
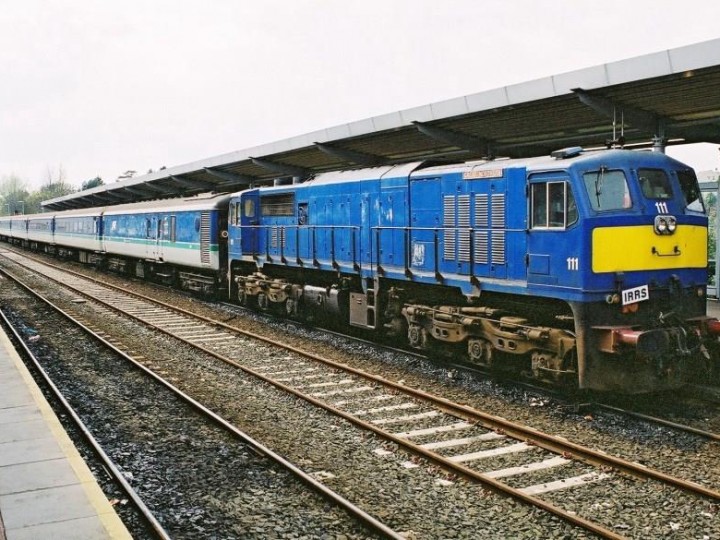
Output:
[227,148,715,393]
[1,148,716,392]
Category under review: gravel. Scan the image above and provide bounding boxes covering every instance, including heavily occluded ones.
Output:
[1,250,718,539]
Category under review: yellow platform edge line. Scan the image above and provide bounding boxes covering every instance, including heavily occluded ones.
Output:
[0,329,133,540]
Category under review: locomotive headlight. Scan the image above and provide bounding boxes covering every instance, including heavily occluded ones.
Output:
[654,215,676,235]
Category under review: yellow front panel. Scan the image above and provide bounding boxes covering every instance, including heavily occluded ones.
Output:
[592,225,707,273]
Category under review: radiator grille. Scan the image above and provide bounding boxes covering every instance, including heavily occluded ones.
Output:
[443,195,455,260]
[458,195,470,262]
[474,231,489,264]
[491,194,505,228]
[270,227,286,249]
[475,194,489,228]
[491,230,505,264]
[491,194,506,264]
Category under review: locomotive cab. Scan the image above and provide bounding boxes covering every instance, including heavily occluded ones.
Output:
[563,151,710,392]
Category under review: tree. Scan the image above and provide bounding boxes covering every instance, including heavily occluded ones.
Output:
[81,177,104,190]
[25,181,76,214]
[0,174,30,215]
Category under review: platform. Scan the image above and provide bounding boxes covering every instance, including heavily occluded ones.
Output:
[707,299,720,319]
[0,326,131,540]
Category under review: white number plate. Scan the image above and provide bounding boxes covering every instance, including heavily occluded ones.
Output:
[622,284,649,306]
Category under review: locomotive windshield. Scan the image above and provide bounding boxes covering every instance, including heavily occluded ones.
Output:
[677,169,705,213]
[582,169,631,211]
[638,169,672,199]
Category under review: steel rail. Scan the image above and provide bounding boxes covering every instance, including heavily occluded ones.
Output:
[593,403,720,442]
[0,308,172,540]
[48,261,714,502]
[0,265,405,540]
[0,254,629,539]
[5,250,720,533]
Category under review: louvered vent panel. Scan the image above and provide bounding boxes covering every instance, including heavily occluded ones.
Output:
[271,227,278,248]
[458,195,471,262]
[475,231,489,264]
[491,194,506,228]
[443,195,456,260]
[200,212,211,265]
[475,194,489,228]
[491,230,505,264]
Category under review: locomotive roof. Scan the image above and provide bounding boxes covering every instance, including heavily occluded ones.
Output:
[414,148,691,177]
[250,148,691,191]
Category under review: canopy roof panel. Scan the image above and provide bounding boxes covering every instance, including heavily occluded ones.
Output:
[43,38,720,210]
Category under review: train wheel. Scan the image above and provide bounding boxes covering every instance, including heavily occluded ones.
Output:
[468,338,492,367]
[257,292,269,311]
[407,324,427,349]
[237,289,249,307]
[285,297,298,317]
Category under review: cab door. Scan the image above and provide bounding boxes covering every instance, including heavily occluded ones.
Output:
[526,173,581,289]
[240,190,260,256]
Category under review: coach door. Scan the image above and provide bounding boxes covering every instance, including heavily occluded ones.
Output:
[146,215,161,260]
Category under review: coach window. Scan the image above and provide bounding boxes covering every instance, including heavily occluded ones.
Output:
[162,216,177,242]
[583,169,631,211]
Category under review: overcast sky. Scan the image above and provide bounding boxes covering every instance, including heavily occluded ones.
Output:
[1,0,719,189]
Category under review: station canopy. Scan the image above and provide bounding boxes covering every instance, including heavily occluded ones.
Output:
[43,38,720,211]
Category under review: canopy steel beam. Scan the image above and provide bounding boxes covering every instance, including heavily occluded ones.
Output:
[170,175,216,190]
[413,121,494,157]
[250,157,308,178]
[572,89,662,136]
[138,182,178,194]
[123,186,156,198]
[314,142,388,167]
[203,167,254,184]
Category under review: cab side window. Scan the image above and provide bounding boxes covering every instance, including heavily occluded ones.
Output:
[531,181,577,229]
[243,198,256,218]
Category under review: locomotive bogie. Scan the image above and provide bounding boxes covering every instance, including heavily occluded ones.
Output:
[401,301,577,382]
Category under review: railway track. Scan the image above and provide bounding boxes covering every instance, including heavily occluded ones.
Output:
[217,298,720,444]
[12,245,720,443]
[0,255,401,539]
[0,309,172,540]
[2,248,718,539]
